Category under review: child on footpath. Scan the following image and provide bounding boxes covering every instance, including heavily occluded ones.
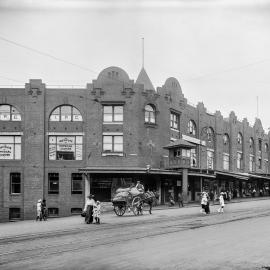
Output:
[218,192,225,213]
[93,201,101,224]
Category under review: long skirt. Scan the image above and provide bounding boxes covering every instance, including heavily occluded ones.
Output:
[85,205,93,224]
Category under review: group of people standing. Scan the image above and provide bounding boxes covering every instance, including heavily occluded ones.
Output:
[83,194,101,224]
[200,191,225,214]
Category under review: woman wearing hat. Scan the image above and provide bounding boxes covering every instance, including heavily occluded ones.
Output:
[83,195,96,224]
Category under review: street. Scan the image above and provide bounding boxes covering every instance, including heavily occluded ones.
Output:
[1,199,270,270]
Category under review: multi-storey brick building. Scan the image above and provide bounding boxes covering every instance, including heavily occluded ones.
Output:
[0,66,270,222]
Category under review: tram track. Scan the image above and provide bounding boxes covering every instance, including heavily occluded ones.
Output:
[1,208,270,267]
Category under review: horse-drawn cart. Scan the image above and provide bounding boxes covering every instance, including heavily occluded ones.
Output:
[112,188,156,216]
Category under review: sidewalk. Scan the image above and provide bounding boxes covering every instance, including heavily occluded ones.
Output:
[0,196,269,239]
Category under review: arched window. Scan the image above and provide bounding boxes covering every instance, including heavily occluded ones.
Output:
[223,134,229,145]
[206,127,214,142]
[144,104,155,124]
[249,137,254,148]
[265,143,269,153]
[237,133,243,145]
[49,105,82,122]
[0,105,21,121]
[187,120,196,136]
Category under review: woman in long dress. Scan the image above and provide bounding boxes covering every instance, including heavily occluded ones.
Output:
[83,195,96,224]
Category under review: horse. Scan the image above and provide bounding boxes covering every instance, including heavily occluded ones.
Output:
[136,191,158,215]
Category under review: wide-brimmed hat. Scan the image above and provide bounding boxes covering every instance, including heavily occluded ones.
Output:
[38,199,42,202]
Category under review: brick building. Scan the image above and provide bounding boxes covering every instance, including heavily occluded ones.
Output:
[0,66,270,222]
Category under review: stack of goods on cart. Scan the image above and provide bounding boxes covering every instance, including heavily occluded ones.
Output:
[112,187,130,202]
[129,187,141,196]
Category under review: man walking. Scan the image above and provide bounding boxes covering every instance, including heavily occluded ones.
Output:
[178,192,184,207]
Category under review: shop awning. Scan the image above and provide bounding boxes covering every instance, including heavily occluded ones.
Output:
[188,172,216,178]
[248,173,270,180]
[163,139,196,149]
[78,167,181,175]
[215,171,249,180]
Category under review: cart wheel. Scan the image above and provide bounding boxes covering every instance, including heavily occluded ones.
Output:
[132,197,142,216]
[114,205,126,216]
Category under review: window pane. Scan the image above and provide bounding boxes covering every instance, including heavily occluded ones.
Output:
[49,136,56,144]
[12,114,21,121]
[0,136,14,143]
[75,144,83,160]
[103,143,113,151]
[114,136,123,144]
[49,144,56,160]
[103,106,112,114]
[72,108,82,121]
[76,136,83,144]
[15,136,21,143]
[114,106,123,114]
[50,114,60,121]
[14,144,21,160]
[114,143,123,152]
[114,113,123,122]
[104,114,113,122]
[61,106,72,121]
[103,136,112,144]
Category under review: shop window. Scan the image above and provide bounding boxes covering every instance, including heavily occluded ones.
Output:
[144,104,156,124]
[187,120,196,136]
[49,105,82,122]
[48,208,59,217]
[103,134,123,153]
[170,112,179,130]
[71,173,83,194]
[48,173,59,194]
[103,105,123,122]
[223,154,229,171]
[0,104,21,121]
[0,136,21,160]
[10,172,21,194]
[9,208,21,220]
[71,208,82,215]
[49,136,83,160]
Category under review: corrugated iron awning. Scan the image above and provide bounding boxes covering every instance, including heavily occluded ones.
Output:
[163,139,196,149]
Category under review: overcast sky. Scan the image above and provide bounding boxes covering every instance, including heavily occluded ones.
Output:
[0,0,270,130]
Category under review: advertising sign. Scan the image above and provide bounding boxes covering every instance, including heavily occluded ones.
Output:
[0,144,14,159]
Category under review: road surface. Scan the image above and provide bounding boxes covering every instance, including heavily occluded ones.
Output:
[1,199,270,270]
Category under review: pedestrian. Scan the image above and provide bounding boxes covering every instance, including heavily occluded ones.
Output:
[217,192,225,213]
[200,192,208,214]
[259,189,263,197]
[252,188,256,197]
[169,193,175,206]
[83,194,95,224]
[93,201,101,224]
[41,199,47,221]
[178,192,184,207]
[36,199,42,221]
